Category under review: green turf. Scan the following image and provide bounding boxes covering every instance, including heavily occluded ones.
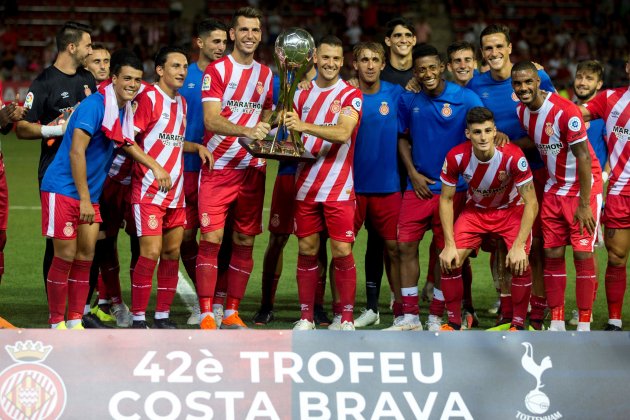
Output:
[0,133,627,330]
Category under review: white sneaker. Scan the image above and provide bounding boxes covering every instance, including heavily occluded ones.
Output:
[213,305,224,328]
[426,314,442,332]
[340,321,355,331]
[187,302,201,325]
[293,319,316,330]
[111,303,132,328]
[487,299,500,315]
[384,314,423,331]
[327,314,342,330]
[548,320,566,331]
[354,309,380,327]
[388,315,405,329]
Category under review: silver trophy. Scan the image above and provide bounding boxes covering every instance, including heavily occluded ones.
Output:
[239,28,316,161]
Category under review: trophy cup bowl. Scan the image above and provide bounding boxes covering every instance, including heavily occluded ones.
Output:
[238,28,317,162]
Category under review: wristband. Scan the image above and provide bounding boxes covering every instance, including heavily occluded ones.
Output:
[41,124,63,139]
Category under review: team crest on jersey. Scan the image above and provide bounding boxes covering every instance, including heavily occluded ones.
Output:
[517,157,529,172]
[256,81,264,95]
[544,122,554,137]
[0,341,67,420]
[379,101,389,115]
[498,171,507,181]
[147,215,158,230]
[201,213,210,227]
[511,91,519,102]
[441,103,452,117]
[270,214,280,228]
[24,92,34,109]
[84,84,92,97]
[202,74,211,91]
[63,222,74,237]
[568,116,582,132]
[330,100,342,114]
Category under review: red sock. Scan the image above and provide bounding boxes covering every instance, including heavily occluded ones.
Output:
[575,257,596,322]
[225,244,254,310]
[180,239,199,285]
[334,254,356,323]
[529,294,547,321]
[511,269,532,328]
[462,259,473,309]
[315,271,326,306]
[500,294,513,320]
[101,258,122,304]
[67,260,92,321]
[392,301,403,317]
[156,259,179,314]
[402,295,419,315]
[297,254,319,321]
[196,240,220,313]
[47,257,72,324]
[544,256,566,319]
[605,264,627,320]
[442,268,463,326]
[429,293,444,317]
[261,272,280,309]
[131,256,157,316]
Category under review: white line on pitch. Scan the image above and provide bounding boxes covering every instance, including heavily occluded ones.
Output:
[176,270,197,312]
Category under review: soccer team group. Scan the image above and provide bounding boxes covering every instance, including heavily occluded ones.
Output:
[0,6,628,332]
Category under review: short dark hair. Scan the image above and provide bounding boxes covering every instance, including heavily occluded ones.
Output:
[56,21,92,52]
[447,41,475,62]
[231,7,263,29]
[385,17,415,38]
[154,46,188,70]
[576,60,604,81]
[197,18,227,38]
[466,107,494,126]
[317,35,343,49]
[412,44,441,63]
[91,43,109,53]
[109,49,143,76]
[480,24,511,46]
[511,60,538,75]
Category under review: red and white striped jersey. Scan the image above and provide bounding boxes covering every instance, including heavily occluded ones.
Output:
[131,85,187,208]
[584,87,630,196]
[441,142,533,209]
[517,92,602,197]
[105,81,151,185]
[201,55,273,170]
[294,79,363,202]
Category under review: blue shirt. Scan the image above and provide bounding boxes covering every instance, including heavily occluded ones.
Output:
[354,81,404,193]
[467,69,555,170]
[586,118,607,170]
[398,80,483,194]
[41,92,123,202]
[180,62,204,172]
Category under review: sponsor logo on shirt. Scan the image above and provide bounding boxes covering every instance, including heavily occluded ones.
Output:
[612,125,630,141]
[351,97,362,111]
[441,103,452,117]
[536,142,563,156]
[158,132,185,147]
[568,116,582,132]
[187,83,195,89]
[481,91,489,99]
[228,82,238,89]
[226,100,262,114]
[60,91,69,99]
[379,101,389,115]
[202,74,211,91]
[472,184,508,197]
[161,112,170,120]
[517,157,529,172]
[24,92,34,109]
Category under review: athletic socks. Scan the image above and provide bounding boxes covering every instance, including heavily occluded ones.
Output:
[196,240,220,314]
[511,269,532,328]
[605,264,626,323]
[401,286,419,316]
[544,256,566,320]
[297,254,319,321]
[180,239,199,285]
[441,268,463,327]
[225,244,254,312]
[333,254,357,324]
[155,259,179,314]
[575,257,596,323]
[429,288,445,318]
[67,260,92,321]
[131,256,157,316]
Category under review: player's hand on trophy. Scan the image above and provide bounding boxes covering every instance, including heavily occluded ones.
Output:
[152,165,172,193]
[247,121,271,140]
[409,170,435,199]
[79,198,96,224]
[506,245,528,276]
[284,111,304,133]
[439,246,460,273]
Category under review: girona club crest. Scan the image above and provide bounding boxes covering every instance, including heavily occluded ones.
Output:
[511,91,519,102]
[147,215,159,230]
[62,222,74,237]
[379,101,389,116]
[200,213,210,228]
[256,81,264,95]
[545,122,554,137]
[0,341,67,420]
[441,103,452,117]
[330,100,341,114]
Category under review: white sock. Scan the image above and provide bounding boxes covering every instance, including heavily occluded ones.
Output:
[550,320,566,331]
[577,321,591,331]
[200,311,214,320]
[133,314,146,322]
[83,304,91,315]
[608,319,622,327]
[401,286,418,297]
[154,311,169,320]
[224,309,236,318]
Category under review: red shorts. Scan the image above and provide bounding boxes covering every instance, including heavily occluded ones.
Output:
[198,166,266,235]
[41,192,102,239]
[133,203,186,237]
[268,173,296,235]
[602,194,630,229]
[294,199,356,243]
[541,192,602,252]
[183,171,200,230]
[455,205,532,254]
[100,177,134,237]
[531,167,546,238]
[0,155,8,230]
[354,192,402,241]
[397,191,466,248]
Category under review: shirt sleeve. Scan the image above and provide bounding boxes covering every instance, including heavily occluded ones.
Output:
[263,73,274,110]
[440,148,460,186]
[201,64,224,103]
[509,146,533,187]
[23,79,46,123]
[563,103,588,145]
[73,97,104,137]
[584,90,608,121]
[341,89,362,121]
[133,92,155,134]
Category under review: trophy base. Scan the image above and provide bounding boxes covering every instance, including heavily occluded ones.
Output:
[238,138,316,162]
